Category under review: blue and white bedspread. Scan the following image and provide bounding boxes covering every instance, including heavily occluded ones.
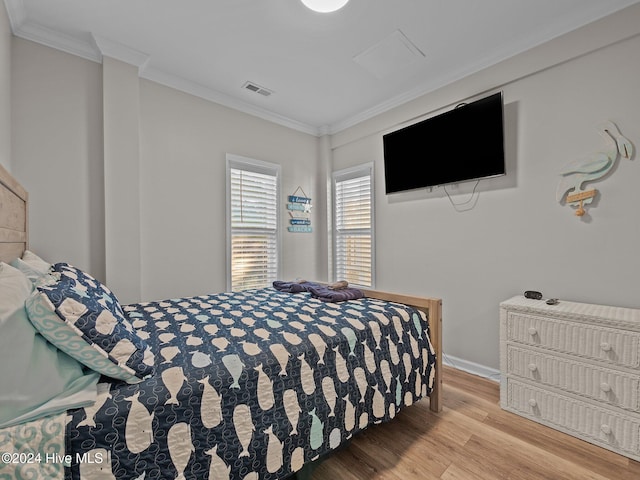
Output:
[65,288,436,479]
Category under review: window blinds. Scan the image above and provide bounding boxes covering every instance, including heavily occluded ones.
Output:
[334,168,373,287]
[229,166,278,291]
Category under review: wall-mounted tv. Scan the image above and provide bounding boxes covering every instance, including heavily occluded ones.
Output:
[383,92,505,194]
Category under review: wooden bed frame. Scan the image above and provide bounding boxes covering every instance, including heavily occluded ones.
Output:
[0,163,28,264]
[0,163,442,413]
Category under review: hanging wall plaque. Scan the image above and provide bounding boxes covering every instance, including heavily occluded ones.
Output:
[287,187,312,233]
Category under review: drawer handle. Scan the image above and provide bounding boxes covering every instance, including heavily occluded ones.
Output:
[528,363,537,372]
[601,424,612,435]
[600,382,611,393]
[528,398,537,408]
[600,342,612,352]
[528,327,538,336]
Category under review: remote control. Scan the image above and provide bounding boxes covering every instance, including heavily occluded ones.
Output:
[524,290,543,300]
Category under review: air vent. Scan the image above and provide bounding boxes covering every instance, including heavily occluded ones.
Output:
[242,81,273,97]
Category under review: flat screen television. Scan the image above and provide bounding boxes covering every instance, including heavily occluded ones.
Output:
[383,92,505,194]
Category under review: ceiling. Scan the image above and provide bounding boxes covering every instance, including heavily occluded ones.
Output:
[4,0,639,135]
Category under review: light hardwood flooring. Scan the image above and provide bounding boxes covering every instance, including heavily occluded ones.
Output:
[310,366,640,479]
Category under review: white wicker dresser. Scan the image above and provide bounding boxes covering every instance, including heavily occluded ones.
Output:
[500,295,640,460]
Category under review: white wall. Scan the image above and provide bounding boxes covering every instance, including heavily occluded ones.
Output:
[0,2,10,172]
[138,80,321,301]
[102,56,142,304]
[11,38,105,278]
[331,7,640,371]
[9,5,640,372]
[10,37,322,302]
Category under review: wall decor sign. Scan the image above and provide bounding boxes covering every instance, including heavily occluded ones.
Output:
[287,187,312,233]
[556,120,634,217]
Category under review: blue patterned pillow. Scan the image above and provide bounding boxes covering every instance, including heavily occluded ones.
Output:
[26,263,154,383]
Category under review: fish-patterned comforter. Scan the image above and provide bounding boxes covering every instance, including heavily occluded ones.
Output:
[65,288,436,479]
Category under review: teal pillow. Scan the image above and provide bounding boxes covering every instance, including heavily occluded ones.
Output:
[0,263,99,428]
[26,263,155,383]
[10,258,44,283]
[21,250,52,274]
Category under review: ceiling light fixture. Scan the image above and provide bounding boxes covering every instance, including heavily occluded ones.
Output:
[300,0,349,13]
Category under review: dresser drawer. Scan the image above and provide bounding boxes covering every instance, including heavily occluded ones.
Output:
[507,345,640,412]
[505,379,640,458]
[506,312,640,369]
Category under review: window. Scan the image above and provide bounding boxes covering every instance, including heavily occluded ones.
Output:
[227,155,280,291]
[333,164,374,287]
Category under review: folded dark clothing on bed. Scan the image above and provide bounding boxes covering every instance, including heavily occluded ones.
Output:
[307,285,364,302]
[272,280,323,293]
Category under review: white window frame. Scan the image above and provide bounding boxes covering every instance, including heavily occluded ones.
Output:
[226,154,281,291]
[332,163,375,288]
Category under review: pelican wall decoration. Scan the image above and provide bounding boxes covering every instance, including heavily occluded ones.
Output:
[556,120,633,217]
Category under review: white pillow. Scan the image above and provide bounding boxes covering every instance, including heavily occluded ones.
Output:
[0,262,99,428]
[21,250,52,274]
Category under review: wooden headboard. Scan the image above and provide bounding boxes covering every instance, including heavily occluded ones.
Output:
[0,163,28,263]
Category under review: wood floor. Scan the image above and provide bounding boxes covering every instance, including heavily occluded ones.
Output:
[310,366,640,480]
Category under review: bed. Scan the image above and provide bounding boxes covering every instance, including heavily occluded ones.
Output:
[0,163,442,479]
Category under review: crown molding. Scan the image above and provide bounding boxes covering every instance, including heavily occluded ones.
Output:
[6,27,319,136]
[327,60,490,134]
[140,68,322,137]
[316,125,331,136]
[3,0,25,30]
[12,22,101,62]
[327,0,640,135]
[92,34,150,72]
[11,0,636,137]
[3,2,319,135]
[5,0,99,61]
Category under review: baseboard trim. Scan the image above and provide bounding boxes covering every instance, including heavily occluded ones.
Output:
[443,353,501,383]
